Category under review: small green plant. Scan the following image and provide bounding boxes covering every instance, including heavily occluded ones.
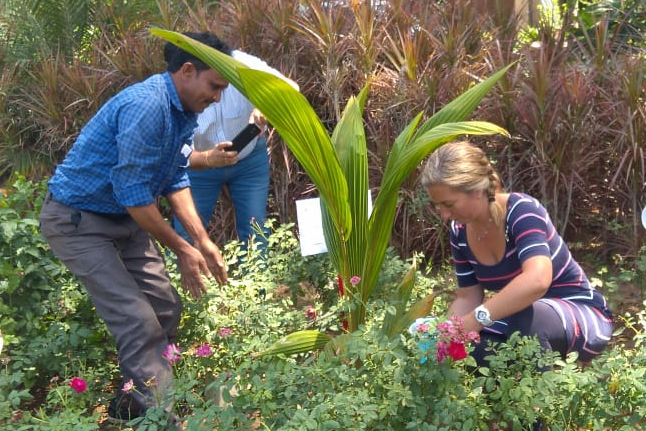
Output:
[0,367,33,425]
[0,178,110,390]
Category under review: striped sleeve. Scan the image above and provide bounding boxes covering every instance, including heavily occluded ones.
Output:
[507,196,551,263]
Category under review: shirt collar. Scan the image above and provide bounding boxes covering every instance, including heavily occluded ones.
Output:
[163,71,186,113]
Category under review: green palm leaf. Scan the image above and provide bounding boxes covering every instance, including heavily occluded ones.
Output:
[381,258,417,338]
[360,120,508,309]
[150,28,352,239]
[255,330,333,357]
[322,85,371,290]
[389,291,446,338]
[240,69,351,239]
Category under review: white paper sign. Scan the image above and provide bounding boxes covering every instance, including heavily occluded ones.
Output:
[642,206,646,229]
[295,197,328,256]
[295,192,373,257]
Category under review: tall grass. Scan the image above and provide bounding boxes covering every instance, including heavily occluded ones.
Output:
[0,0,645,265]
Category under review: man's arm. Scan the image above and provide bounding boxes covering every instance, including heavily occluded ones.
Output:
[125,192,227,298]
[165,187,228,285]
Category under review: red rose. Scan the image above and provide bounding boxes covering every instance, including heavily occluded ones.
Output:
[305,305,317,320]
[447,341,467,361]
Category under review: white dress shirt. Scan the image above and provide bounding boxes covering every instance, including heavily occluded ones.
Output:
[192,50,298,160]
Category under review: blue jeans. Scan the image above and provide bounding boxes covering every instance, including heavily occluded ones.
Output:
[174,137,269,249]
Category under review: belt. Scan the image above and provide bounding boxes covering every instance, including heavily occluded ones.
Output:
[45,190,131,221]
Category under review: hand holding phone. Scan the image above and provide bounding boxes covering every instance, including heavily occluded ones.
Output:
[230,123,262,153]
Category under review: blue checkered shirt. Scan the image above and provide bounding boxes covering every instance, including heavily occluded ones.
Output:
[48,72,196,214]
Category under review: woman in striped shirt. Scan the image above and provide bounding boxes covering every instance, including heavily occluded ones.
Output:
[421,141,613,365]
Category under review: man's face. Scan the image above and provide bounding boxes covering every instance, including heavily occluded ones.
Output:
[178,64,229,113]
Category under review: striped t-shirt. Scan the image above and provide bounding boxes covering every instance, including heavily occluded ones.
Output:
[450,192,609,313]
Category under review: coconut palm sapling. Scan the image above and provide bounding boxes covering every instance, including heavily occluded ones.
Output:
[150,29,510,354]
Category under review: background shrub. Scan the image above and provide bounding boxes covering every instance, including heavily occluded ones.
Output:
[0,0,644,266]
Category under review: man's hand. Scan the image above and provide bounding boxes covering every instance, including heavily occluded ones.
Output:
[166,187,228,295]
[193,239,228,286]
[176,245,210,299]
[176,241,227,299]
[249,109,268,129]
[207,142,239,167]
[125,201,225,299]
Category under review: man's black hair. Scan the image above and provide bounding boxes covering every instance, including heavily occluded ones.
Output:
[164,32,232,73]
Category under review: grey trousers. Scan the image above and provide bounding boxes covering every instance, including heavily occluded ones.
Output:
[39,192,182,409]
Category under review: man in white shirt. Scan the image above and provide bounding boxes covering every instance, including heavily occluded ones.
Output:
[173,49,298,256]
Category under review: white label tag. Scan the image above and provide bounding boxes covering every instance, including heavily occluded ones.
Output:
[181,143,192,158]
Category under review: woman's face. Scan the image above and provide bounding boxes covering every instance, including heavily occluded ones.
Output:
[426,184,486,224]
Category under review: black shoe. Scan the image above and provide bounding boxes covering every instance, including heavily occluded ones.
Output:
[107,392,144,424]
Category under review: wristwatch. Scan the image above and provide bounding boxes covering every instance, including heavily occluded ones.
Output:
[474,304,494,327]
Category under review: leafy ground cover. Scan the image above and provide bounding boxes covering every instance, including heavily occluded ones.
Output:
[1,179,645,431]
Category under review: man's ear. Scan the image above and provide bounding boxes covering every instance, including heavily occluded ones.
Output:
[178,62,197,79]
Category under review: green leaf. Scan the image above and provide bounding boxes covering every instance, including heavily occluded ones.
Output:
[323,333,356,358]
[387,290,447,337]
[150,28,247,89]
[240,69,351,240]
[256,330,333,357]
[416,64,515,134]
[150,28,352,245]
[361,120,508,302]
[322,85,371,289]
[381,259,417,338]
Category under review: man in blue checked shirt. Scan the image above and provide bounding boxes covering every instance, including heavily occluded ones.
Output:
[39,32,230,424]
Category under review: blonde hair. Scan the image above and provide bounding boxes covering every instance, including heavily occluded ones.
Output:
[421,141,505,227]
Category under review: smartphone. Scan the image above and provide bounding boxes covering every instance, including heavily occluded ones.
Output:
[229,123,262,152]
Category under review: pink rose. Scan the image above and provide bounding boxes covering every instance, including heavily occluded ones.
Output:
[69,377,87,393]
[195,344,213,357]
[305,305,317,320]
[162,343,182,364]
[122,379,134,394]
[217,328,233,338]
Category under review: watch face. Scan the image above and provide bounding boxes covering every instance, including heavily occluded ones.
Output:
[476,307,491,325]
